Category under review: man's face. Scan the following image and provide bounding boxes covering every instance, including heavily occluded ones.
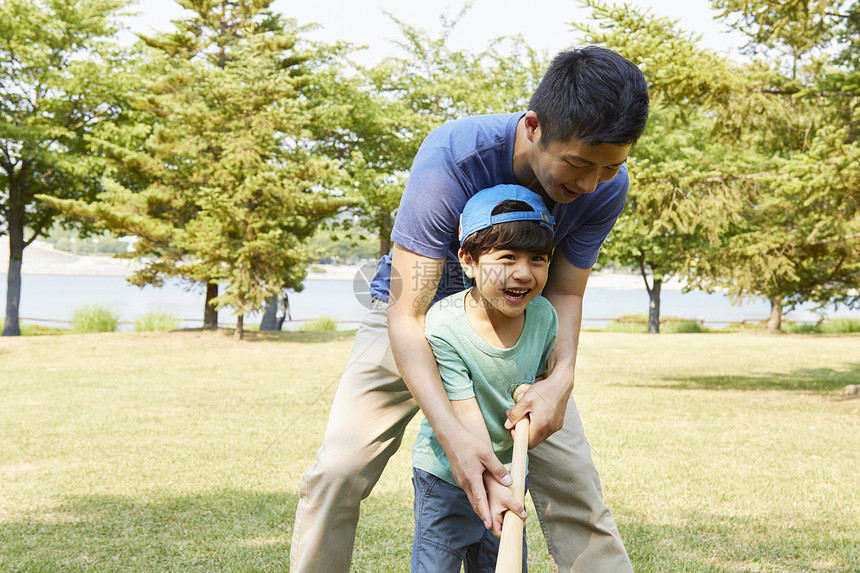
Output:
[530,134,631,205]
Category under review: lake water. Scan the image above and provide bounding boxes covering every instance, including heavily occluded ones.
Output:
[4,272,858,331]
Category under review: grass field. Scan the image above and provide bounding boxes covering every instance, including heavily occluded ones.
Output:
[1,329,858,572]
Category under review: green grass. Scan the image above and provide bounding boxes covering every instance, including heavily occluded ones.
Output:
[134,310,180,332]
[1,330,858,572]
[661,318,708,333]
[604,314,650,333]
[605,315,710,333]
[70,305,119,333]
[0,320,66,335]
[297,314,338,332]
[819,317,860,334]
[782,321,819,334]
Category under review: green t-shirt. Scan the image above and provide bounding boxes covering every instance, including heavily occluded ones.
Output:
[412,289,558,486]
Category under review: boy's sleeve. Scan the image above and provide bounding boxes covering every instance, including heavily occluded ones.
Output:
[426,334,476,401]
[538,304,559,377]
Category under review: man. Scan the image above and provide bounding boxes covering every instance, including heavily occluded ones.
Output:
[291,45,649,572]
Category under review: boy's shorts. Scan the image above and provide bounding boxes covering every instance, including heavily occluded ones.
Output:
[411,467,528,573]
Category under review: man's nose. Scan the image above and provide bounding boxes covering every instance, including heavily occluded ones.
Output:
[576,167,600,194]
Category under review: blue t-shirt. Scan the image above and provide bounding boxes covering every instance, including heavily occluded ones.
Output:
[369,112,629,301]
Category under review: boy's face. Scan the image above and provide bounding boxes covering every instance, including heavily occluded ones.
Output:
[523,114,631,204]
[459,248,550,318]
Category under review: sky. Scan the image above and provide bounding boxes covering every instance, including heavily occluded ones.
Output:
[122,0,749,64]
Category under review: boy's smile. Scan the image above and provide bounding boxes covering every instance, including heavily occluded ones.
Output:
[463,248,550,324]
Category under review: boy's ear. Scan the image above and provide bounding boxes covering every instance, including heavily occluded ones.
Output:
[458,248,476,279]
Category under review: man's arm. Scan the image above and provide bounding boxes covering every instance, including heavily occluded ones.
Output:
[387,243,512,529]
[450,397,527,537]
[506,255,590,448]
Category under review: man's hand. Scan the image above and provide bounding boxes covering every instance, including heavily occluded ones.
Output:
[484,471,526,538]
[505,256,590,447]
[504,374,570,448]
[446,398,513,529]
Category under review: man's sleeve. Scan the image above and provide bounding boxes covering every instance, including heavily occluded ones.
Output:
[390,139,470,260]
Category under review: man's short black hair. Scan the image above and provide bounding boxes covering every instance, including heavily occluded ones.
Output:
[461,200,554,261]
[529,45,650,148]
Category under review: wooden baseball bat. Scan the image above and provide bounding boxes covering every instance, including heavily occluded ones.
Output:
[495,384,530,573]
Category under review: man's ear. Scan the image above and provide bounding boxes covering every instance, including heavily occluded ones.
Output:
[458,248,476,278]
[524,110,540,143]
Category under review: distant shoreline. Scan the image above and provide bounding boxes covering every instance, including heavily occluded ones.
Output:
[1,237,683,290]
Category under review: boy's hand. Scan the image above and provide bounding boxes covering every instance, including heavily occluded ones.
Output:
[484,472,527,538]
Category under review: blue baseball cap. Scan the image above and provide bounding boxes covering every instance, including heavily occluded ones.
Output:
[458,184,555,246]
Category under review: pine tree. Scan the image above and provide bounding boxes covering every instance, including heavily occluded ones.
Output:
[41,0,351,338]
[694,0,860,329]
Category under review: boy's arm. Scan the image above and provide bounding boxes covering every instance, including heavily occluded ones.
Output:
[507,255,589,447]
[388,244,512,530]
[451,397,527,536]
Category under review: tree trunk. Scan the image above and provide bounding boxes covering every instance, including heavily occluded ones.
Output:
[203,282,218,330]
[638,260,661,334]
[2,205,25,337]
[379,213,391,257]
[767,297,783,331]
[234,313,244,340]
[3,253,22,337]
[260,294,280,331]
[648,278,662,334]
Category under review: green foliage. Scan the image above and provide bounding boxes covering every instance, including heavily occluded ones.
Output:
[604,315,709,334]
[579,0,860,332]
[577,0,752,330]
[690,127,860,318]
[44,224,130,255]
[0,0,134,335]
[604,318,648,334]
[135,311,180,332]
[782,322,819,334]
[662,320,708,334]
[734,317,860,334]
[306,227,379,263]
[298,315,338,332]
[308,4,546,256]
[818,318,860,334]
[0,320,66,336]
[38,1,353,337]
[692,1,859,327]
[713,0,847,63]
[71,305,119,333]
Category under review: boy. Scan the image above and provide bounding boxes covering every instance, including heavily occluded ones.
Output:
[292,46,648,573]
[411,184,557,572]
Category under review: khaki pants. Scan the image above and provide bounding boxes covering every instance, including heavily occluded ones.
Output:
[291,306,632,572]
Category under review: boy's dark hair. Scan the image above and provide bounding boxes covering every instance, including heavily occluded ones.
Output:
[529,45,650,148]
[461,200,554,261]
